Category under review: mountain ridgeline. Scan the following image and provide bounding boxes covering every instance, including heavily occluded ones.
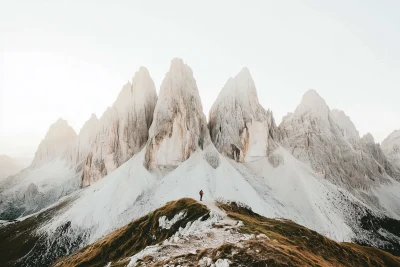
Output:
[1,58,400,266]
[9,58,399,191]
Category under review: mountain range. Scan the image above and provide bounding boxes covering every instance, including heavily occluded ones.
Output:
[0,58,399,266]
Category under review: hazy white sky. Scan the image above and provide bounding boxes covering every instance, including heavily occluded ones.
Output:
[1,0,399,157]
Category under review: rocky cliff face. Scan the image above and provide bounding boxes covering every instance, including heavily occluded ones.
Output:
[382,130,400,158]
[82,67,157,186]
[330,109,360,145]
[144,58,210,170]
[32,118,78,166]
[279,90,395,189]
[381,130,400,180]
[69,114,100,171]
[208,68,278,162]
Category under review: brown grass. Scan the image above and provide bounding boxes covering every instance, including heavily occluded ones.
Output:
[52,198,209,267]
[46,199,400,267]
[216,202,400,267]
[0,200,70,267]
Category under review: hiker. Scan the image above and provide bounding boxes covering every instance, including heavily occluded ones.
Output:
[199,189,204,201]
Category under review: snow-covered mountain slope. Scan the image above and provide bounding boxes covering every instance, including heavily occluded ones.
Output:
[64,200,400,267]
[209,67,277,162]
[82,67,157,186]
[0,119,81,220]
[0,159,79,220]
[20,142,397,263]
[0,155,24,180]
[144,58,210,170]
[0,67,157,219]
[1,58,400,266]
[6,199,398,267]
[279,89,398,189]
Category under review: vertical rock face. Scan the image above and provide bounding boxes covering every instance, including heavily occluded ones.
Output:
[70,114,100,171]
[361,133,398,179]
[381,130,400,180]
[208,67,277,162]
[32,118,78,166]
[144,58,210,170]
[82,67,157,186]
[330,109,360,145]
[382,130,400,157]
[279,90,394,189]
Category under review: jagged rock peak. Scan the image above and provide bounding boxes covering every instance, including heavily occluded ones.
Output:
[80,114,99,134]
[89,113,98,120]
[112,81,133,113]
[382,130,400,156]
[82,67,157,186]
[217,66,258,105]
[32,118,77,166]
[144,58,210,170]
[278,91,394,188]
[112,67,156,115]
[232,67,256,92]
[361,133,375,144]
[47,118,76,135]
[330,109,360,142]
[294,89,330,119]
[209,67,277,162]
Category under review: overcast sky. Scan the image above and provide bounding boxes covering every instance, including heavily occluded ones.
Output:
[1,0,399,157]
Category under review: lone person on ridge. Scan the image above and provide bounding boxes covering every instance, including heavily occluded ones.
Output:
[199,189,204,201]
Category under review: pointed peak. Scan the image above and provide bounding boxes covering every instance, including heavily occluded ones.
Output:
[237,66,251,77]
[362,133,375,144]
[170,57,185,66]
[90,113,98,120]
[40,118,77,147]
[302,89,326,104]
[132,66,155,90]
[84,113,99,126]
[222,67,255,93]
[50,117,74,129]
[79,113,100,139]
[55,117,68,124]
[160,58,196,94]
[123,80,132,88]
[138,66,149,73]
[294,89,329,118]
[214,66,260,113]
[234,66,254,84]
[168,58,193,76]
[49,118,75,133]
[133,66,151,80]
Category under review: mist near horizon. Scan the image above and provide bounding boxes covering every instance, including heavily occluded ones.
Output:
[1,0,400,158]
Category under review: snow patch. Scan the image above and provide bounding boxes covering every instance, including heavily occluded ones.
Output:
[159,211,187,230]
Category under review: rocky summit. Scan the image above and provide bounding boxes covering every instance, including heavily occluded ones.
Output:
[1,58,400,267]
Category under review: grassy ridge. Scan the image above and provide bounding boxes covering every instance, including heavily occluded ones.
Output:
[213,202,400,267]
[52,198,209,267]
